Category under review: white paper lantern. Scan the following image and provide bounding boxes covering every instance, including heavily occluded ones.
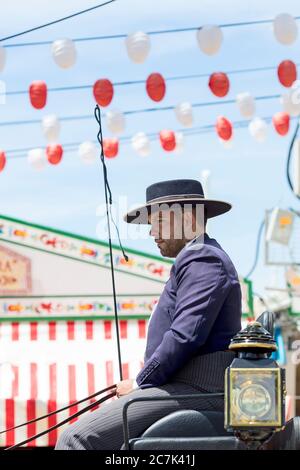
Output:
[51,38,77,69]
[196,25,223,55]
[125,32,150,63]
[273,13,298,45]
[106,110,126,135]
[131,132,151,156]
[280,89,300,116]
[78,141,97,164]
[175,102,194,127]
[236,92,256,119]
[41,114,60,143]
[175,132,184,153]
[0,47,6,72]
[28,148,46,170]
[248,117,268,142]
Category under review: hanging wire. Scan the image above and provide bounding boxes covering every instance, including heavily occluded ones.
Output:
[244,219,266,279]
[2,14,300,47]
[0,64,295,98]
[286,120,300,200]
[0,94,280,128]
[0,0,117,43]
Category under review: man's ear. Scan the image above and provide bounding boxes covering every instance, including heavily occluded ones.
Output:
[183,210,196,239]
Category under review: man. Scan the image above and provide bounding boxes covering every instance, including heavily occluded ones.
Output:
[55,179,242,450]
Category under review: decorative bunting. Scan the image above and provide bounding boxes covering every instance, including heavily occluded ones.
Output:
[103,138,119,158]
[146,73,166,102]
[51,38,77,69]
[196,25,223,55]
[93,79,114,107]
[159,130,176,151]
[29,81,47,109]
[125,31,150,63]
[277,60,297,87]
[46,144,63,165]
[272,112,290,136]
[216,116,233,140]
[209,72,230,98]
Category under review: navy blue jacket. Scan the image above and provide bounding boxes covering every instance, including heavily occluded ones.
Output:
[136,233,242,389]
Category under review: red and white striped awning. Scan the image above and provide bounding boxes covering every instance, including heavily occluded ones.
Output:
[0,319,146,447]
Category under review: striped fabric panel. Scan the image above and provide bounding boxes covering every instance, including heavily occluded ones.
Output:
[0,320,148,446]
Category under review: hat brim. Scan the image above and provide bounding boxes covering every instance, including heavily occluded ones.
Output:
[123,198,232,224]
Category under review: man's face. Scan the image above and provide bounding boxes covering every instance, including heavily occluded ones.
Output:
[148,206,194,258]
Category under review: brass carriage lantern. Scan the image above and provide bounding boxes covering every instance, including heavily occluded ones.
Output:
[225,321,286,448]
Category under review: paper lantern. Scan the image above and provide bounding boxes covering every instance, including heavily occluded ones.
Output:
[125,31,150,63]
[272,112,290,136]
[196,25,223,55]
[280,89,300,116]
[175,132,184,153]
[42,114,60,142]
[78,141,97,164]
[93,79,114,107]
[216,116,232,141]
[103,138,119,158]
[273,14,298,45]
[0,151,6,172]
[51,38,77,69]
[0,46,6,72]
[248,117,268,142]
[29,81,47,109]
[106,110,125,135]
[131,132,151,156]
[27,148,46,170]
[159,130,176,151]
[46,144,63,165]
[209,72,229,98]
[175,102,193,127]
[277,60,297,87]
[146,73,166,102]
[236,92,256,119]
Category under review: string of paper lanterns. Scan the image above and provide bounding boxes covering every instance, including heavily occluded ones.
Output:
[1,112,296,173]
[0,14,299,75]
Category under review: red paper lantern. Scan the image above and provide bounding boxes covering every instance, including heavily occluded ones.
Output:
[208,72,230,97]
[272,112,290,136]
[103,138,119,158]
[277,60,297,87]
[93,79,114,107]
[46,144,63,165]
[159,130,176,151]
[0,151,6,172]
[146,73,166,102]
[216,116,232,140]
[29,81,47,109]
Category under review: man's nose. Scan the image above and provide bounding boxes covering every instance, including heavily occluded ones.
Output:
[149,225,159,238]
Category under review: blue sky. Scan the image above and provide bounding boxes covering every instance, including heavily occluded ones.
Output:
[0,0,300,299]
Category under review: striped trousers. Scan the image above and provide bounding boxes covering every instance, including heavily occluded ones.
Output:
[55,351,235,450]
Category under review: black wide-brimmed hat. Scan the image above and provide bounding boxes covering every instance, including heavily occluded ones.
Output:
[123,179,232,224]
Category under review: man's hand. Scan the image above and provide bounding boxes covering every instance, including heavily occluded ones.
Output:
[116,379,135,398]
